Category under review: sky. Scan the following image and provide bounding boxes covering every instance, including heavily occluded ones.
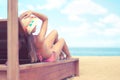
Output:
[0,0,120,48]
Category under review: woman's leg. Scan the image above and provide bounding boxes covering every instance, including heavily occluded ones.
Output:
[51,38,71,59]
[59,51,65,60]
[61,40,71,59]
[44,30,58,48]
[38,30,58,58]
[40,29,71,59]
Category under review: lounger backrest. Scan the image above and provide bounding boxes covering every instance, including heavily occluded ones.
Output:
[0,19,30,64]
[0,20,7,64]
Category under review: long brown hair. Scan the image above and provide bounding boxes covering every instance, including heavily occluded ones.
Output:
[18,19,38,63]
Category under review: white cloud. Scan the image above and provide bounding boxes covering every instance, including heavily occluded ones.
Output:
[94,21,104,26]
[61,0,107,21]
[54,13,120,47]
[78,39,120,47]
[69,15,87,22]
[17,0,120,47]
[45,16,120,47]
[95,14,120,36]
[57,22,91,38]
[26,4,34,10]
[103,28,120,36]
[87,14,120,47]
[99,14,120,24]
[37,0,67,10]
[48,22,93,47]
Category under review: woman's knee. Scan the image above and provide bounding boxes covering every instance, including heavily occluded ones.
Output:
[51,29,58,36]
[44,30,58,48]
[58,38,65,44]
[51,38,65,54]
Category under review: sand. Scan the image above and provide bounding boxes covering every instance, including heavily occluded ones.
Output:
[69,56,120,80]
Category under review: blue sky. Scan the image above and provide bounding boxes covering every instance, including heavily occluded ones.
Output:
[0,0,120,47]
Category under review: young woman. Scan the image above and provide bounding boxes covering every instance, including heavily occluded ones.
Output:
[19,10,71,62]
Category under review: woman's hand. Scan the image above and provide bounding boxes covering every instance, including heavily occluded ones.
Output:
[19,10,33,20]
[23,10,33,19]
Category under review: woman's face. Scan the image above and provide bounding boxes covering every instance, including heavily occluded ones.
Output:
[21,17,32,31]
[21,16,37,34]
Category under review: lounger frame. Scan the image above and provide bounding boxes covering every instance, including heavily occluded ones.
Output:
[0,0,79,80]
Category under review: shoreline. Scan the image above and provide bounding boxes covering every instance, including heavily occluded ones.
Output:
[71,56,120,80]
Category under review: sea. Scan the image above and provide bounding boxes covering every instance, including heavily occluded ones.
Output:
[69,47,120,56]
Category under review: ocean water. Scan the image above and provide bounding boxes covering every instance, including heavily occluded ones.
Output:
[69,47,120,56]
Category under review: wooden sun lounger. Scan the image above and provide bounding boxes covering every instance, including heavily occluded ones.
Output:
[0,0,79,80]
[0,59,79,80]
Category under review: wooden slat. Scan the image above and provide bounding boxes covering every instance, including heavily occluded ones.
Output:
[0,40,7,63]
[20,58,78,70]
[75,59,79,76]
[0,20,7,40]
[0,58,79,80]
[0,20,7,59]
[0,40,29,59]
[0,62,7,80]
[0,55,7,59]
[0,32,7,40]
[0,20,7,30]
[0,19,7,21]
[20,58,79,80]
[0,71,7,80]
[0,40,7,51]
[0,39,30,64]
[0,60,7,64]
[0,19,30,64]
[0,65,7,71]
[7,0,19,80]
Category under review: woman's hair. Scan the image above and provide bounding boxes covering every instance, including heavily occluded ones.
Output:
[18,18,38,63]
[27,35,38,62]
[18,19,29,63]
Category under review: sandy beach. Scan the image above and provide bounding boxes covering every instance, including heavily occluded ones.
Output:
[69,56,120,80]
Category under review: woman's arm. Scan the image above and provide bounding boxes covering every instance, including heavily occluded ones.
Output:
[32,11,48,21]
[19,11,32,20]
[19,10,48,42]
[32,11,48,42]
